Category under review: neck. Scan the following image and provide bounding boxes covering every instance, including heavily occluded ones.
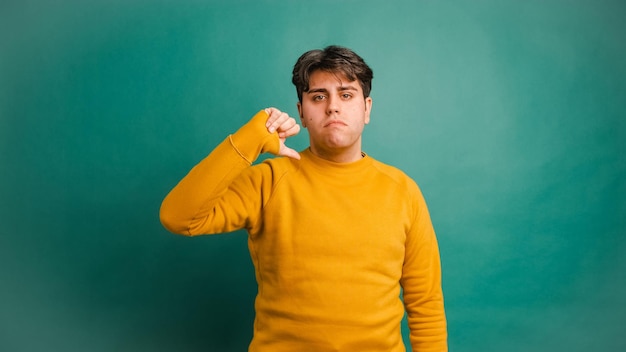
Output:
[308,145,364,163]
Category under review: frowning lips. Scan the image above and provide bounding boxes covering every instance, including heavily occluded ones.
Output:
[324,120,348,127]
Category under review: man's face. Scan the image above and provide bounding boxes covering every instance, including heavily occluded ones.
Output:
[297,70,372,161]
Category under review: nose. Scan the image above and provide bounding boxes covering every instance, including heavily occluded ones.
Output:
[326,95,340,115]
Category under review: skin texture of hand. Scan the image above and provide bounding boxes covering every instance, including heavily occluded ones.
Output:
[264,107,301,159]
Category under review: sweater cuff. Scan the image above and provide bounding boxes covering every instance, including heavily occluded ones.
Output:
[230,110,280,163]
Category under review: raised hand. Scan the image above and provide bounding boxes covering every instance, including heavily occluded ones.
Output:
[264,107,301,160]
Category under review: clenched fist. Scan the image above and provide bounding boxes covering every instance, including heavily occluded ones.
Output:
[264,107,301,160]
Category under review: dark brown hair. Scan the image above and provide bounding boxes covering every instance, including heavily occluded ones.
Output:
[292,45,374,102]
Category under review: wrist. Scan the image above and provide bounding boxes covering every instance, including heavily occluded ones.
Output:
[230,110,280,162]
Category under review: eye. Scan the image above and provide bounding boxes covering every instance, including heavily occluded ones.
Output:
[313,95,326,101]
[341,93,353,100]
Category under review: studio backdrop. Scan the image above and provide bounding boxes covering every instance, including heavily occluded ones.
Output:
[1,1,625,351]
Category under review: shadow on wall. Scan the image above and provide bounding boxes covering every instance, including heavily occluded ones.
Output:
[2,187,257,351]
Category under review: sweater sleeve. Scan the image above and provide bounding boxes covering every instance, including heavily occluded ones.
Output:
[159,110,280,236]
[400,186,448,351]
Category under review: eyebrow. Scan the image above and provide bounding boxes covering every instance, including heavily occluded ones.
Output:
[306,85,359,94]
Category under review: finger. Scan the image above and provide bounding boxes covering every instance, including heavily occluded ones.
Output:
[276,116,297,132]
[267,112,290,133]
[279,145,301,160]
[278,122,300,139]
[264,107,280,129]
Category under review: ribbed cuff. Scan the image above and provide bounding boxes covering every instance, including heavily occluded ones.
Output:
[229,110,280,163]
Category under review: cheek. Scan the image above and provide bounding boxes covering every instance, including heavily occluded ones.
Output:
[300,114,313,128]
[301,107,316,123]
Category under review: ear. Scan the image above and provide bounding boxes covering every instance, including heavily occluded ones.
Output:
[364,96,372,125]
[296,101,306,128]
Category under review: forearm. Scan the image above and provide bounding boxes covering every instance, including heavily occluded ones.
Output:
[403,247,447,351]
[405,291,447,351]
[159,110,279,235]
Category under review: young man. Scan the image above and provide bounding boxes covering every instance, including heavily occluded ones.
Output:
[160,45,447,351]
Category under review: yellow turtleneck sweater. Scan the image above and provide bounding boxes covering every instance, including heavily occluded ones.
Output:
[160,110,447,351]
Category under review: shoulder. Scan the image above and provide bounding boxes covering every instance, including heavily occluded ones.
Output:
[242,155,302,184]
[262,155,301,172]
[369,157,420,192]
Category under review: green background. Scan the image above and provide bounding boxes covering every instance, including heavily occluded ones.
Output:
[2,0,625,351]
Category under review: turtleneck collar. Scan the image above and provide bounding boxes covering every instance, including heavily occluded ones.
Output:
[300,148,373,175]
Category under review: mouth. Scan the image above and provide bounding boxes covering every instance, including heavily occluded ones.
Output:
[324,120,347,127]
